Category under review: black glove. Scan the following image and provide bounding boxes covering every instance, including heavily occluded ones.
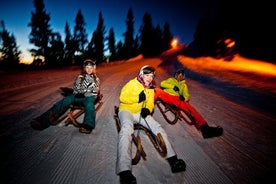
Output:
[173,86,179,92]
[141,108,150,118]
[138,91,146,103]
[179,95,185,101]
[75,93,85,98]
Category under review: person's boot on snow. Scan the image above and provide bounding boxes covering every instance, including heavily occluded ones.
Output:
[119,170,137,184]
[167,155,186,173]
[200,123,223,139]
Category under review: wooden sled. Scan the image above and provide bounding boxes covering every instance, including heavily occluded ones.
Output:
[114,106,167,165]
[56,87,103,127]
[156,99,194,125]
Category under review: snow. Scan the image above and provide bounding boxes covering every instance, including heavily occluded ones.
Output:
[0,50,275,184]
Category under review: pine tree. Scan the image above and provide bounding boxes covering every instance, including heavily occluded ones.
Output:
[73,9,88,64]
[64,22,74,65]
[28,0,52,66]
[94,11,106,63]
[133,35,140,56]
[0,20,21,69]
[162,22,173,51]
[107,28,116,61]
[193,14,214,57]
[153,24,162,55]
[116,41,123,60]
[139,13,155,57]
[48,32,64,67]
[85,31,96,60]
[122,8,136,59]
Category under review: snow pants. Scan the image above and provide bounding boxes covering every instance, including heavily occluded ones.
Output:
[39,94,96,130]
[155,88,206,128]
[116,110,176,174]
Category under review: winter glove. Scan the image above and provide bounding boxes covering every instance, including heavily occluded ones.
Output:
[141,108,150,118]
[179,95,185,101]
[75,93,85,98]
[173,86,179,92]
[138,91,146,103]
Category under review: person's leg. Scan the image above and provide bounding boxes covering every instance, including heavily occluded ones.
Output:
[155,91,223,139]
[79,96,96,133]
[141,115,186,173]
[140,115,176,158]
[154,88,175,104]
[179,102,206,128]
[156,91,204,127]
[154,87,163,103]
[49,94,75,124]
[179,102,223,139]
[31,95,75,130]
[116,110,136,183]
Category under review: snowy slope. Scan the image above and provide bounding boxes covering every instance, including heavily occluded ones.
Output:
[0,53,275,184]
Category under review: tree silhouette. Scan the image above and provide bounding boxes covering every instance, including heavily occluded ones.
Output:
[28,0,52,66]
[64,22,75,65]
[0,20,21,69]
[122,8,136,59]
[192,12,215,57]
[162,22,173,51]
[48,32,64,67]
[94,11,106,63]
[107,28,116,61]
[73,9,88,64]
[17,2,187,68]
[116,41,123,60]
[86,31,97,61]
[139,13,155,57]
[153,24,162,55]
[133,35,140,57]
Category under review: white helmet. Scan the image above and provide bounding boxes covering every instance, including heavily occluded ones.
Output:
[139,65,156,76]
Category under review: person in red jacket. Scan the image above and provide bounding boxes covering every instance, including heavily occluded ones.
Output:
[155,69,223,139]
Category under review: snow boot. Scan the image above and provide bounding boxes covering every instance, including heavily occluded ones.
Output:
[49,111,58,125]
[30,117,50,130]
[119,170,137,184]
[79,127,92,134]
[167,156,186,173]
[79,124,93,134]
[200,123,223,139]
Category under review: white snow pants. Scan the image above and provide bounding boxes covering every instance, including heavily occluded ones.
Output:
[116,110,176,174]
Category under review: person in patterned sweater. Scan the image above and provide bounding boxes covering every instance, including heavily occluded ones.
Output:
[31,59,100,134]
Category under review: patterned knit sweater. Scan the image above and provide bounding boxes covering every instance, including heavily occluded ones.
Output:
[73,73,100,97]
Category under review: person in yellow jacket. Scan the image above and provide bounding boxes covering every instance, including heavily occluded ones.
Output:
[155,69,223,139]
[116,65,186,184]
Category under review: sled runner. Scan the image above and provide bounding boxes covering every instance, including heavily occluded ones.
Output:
[56,87,103,127]
[114,106,167,165]
[156,99,194,125]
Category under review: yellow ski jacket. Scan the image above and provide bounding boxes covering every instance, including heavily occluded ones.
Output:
[119,77,155,113]
[160,77,190,101]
